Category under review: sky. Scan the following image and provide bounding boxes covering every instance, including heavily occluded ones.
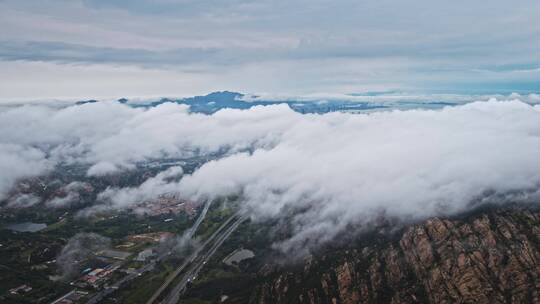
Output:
[1,0,539,100]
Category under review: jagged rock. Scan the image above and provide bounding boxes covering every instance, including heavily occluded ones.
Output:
[253,207,540,303]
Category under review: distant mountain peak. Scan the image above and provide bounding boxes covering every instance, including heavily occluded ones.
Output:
[194,91,244,102]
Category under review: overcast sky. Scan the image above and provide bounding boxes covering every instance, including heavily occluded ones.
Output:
[1,0,539,100]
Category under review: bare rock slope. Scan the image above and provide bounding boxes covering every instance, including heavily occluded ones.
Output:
[254,207,540,304]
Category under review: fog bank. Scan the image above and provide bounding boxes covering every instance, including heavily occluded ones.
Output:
[2,98,540,253]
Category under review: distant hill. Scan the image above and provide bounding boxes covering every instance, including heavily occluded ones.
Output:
[125,91,389,114]
[109,91,461,114]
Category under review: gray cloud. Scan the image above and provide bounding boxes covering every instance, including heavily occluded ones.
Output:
[0,0,539,97]
[0,41,227,68]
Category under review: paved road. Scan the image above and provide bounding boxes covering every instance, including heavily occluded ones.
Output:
[145,213,245,304]
[86,263,155,304]
[161,215,246,304]
[84,200,214,304]
[85,212,245,304]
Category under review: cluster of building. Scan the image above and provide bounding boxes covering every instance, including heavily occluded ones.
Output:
[126,231,174,244]
[74,264,120,289]
[9,284,32,295]
[140,193,197,217]
[53,247,135,302]
[68,250,130,290]
[135,248,157,262]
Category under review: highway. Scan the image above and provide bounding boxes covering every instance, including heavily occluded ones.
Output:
[84,210,245,304]
[85,262,156,304]
[84,200,215,304]
[160,215,246,304]
[145,213,246,304]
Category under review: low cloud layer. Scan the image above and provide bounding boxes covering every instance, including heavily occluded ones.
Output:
[0,143,51,198]
[177,100,540,253]
[0,101,296,201]
[2,98,540,253]
[46,181,92,209]
[92,166,184,215]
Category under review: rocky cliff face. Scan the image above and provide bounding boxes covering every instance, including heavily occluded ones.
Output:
[253,207,540,304]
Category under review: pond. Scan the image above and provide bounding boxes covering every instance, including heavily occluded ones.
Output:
[5,222,47,232]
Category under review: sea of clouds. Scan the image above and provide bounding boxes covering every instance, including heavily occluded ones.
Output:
[2,98,540,252]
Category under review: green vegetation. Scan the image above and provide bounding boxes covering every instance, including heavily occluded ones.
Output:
[103,261,176,304]
[182,298,212,304]
[180,219,275,303]
[0,206,193,302]
[195,203,234,241]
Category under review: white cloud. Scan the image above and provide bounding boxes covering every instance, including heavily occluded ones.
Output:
[87,161,124,176]
[90,166,184,214]
[0,100,295,200]
[176,100,540,253]
[2,97,540,255]
[6,193,42,208]
[45,181,91,208]
[0,143,51,199]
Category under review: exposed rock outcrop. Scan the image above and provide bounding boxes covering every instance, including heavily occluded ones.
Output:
[254,207,540,304]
